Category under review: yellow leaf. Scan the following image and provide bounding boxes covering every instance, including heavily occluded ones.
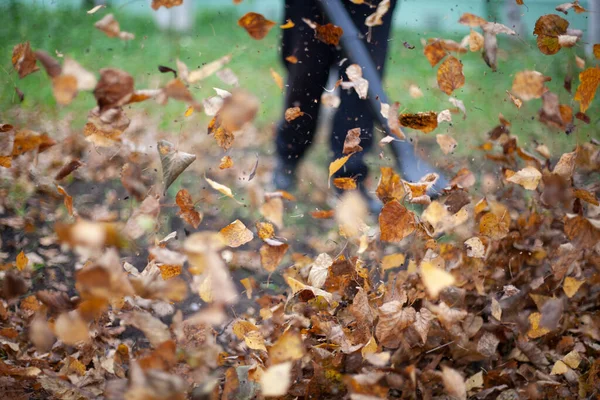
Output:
[491,298,502,321]
[420,260,456,298]
[184,105,194,117]
[158,264,182,280]
[219,219,254,248]
[240,277,254,299]
[361,336,378,357]
[506,166,542,190]
[205,176,236,200]
[527,312,550,338]
[563,276,584,298]
[381,253,406,272]
[563,350,581,369]
[269,330,304,364]
[16,251,28,271]
[270,68,284,90]
[280,19,295,29]
[328,154,351,187]
[550,360,569,375]
[574,66,600,113]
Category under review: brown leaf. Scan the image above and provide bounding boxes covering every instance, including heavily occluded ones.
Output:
[376,167,405,203]
[94,68,134,112]
[122,311,171,348]
[284,106,304,122]
[12,42,39,79]
[56,184,74,216]
[55,159,83,181]
[556,1,586,15]
[512,71,550,102]
[151,0,183,10]
[333,177,357,190]
[34,50,62,78]
[36,290,76,313]
[437,56,465,95]
[399,111,438,133]
[458,13,487,27]
[424,40,447,67]
[259,242,289,272]
[343,127,363,154]
[533,14,569,55]
[219,155,233,170]
[436,134,458,154]
[157,140,196,190]
[219,220,254,248]
[479,212,509,240]
[375,301,416,348]
[315,23,344,45]
[12,130,56,157]
[176,189,202,229]
[95,14,134,40]
[238,12,276,40]
[574,66,600,113]
[379,200,415,242]
[55,311,89,345]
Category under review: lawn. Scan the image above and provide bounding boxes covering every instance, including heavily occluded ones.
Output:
[0,3,594,161]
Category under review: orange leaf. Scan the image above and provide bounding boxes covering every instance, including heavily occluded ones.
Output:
[280,19,295,29]
[379,200,415,242]
[437,56,465,95]
[151,0,183,10]
[424,40,447,67]
[260,243,289,272]
[399,112,438,133]
[16,251,28,271]
[328,154,352,186]
[176,189,202,229]
[238,12,276,40]
[574,66,600,113]
[315,23,344,46]
[270,68,284,90]
[56,185,74,216]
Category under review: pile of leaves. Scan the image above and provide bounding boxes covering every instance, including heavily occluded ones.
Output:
[1,1,600,399]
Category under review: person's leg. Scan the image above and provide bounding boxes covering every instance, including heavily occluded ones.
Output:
[274,0,335,188]
[330,0,398,183]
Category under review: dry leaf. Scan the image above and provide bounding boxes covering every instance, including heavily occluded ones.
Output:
[512,70,549,101]
[420,260,455,298]
[12,42,39,79]
[365,0,390,27]
[238,12,276,40]
[219,155,233,170]
[284,106,304,122]
[175,189,202,229]
[399,111,438,133]
[507,166,542,190]
[458,13,488,27]
[157,140,196,190]
[186,54,232,83]
[328,154,352,185]
[464,237,485,258]
[479,212,509,240]
[56,185,74,216]
[533,14,569,55]
[219,220,254,248]
[437,56,465,95]
[280,19,295,29]
[491,298,502,320]
[308,253,333,289]
[345,64,369,99]
[315,22,344,46]
[259,243,289,272]
[343,127,363,154]
[260,362,292,397]
[375,301,416,348]
[442,366,467,400]
[16,251,28,271]
[563,350,581,369]
[424,40,447,67]
[527,312,551,338]
[379,200,415,242]
[574,66,600,113]
[270,68,284,90]
[55,311,89,345]
[436,134,457,154]
[94,14,134,40]
[563,276,584,298]
[151,0,183,10]
[94,68,134,112]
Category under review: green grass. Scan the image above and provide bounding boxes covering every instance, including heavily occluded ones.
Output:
[0,3,595,159]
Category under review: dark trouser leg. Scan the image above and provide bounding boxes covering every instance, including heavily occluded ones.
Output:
[330,0,397,183]
[275,0,335,169]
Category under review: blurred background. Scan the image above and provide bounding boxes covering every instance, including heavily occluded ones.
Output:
[1,0,597,165]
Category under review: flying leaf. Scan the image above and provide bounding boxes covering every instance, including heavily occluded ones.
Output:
[574,66,600,113]
[12,42,39,79]
[424,40,447,67]
[280,19,295,29]
[260,362,292,397]
[259,242,289,272]
[186,54,232,83]
[479,212,509,240]
[219,220,254,248]
[399,111,438,133]
[151,0,183,10]
[238,12,276,40]
[205,176,236,200]
[157,140,196,190]
[94,14,134,40]
[458,13,487,27]
[175,189,202,229]
[442,366,467,400]
[437,56,465,95]
[343,127,363,154]
[56,185,74,216]
[94,68,134,112]
[365,0,390,27]
[420,260,456,298]
[219,155,233,170]
[284,106,304,122]
[511,70,550,101]
[464,237,485,258]
[506,166,542,190]
[315,22,344,45]
[87,4,106,14]
[379,200,415,242]
[270,68,284,90]
[436,134,457,154]
[533,14,569,55]
[333,177,357,190]
[556,1,586,14]
[345,64,369,99]
[328,154,351,186]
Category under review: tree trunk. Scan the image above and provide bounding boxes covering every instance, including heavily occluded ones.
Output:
[587,0,600,56]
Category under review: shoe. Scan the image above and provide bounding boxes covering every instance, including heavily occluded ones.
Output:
[272,159,297,192]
